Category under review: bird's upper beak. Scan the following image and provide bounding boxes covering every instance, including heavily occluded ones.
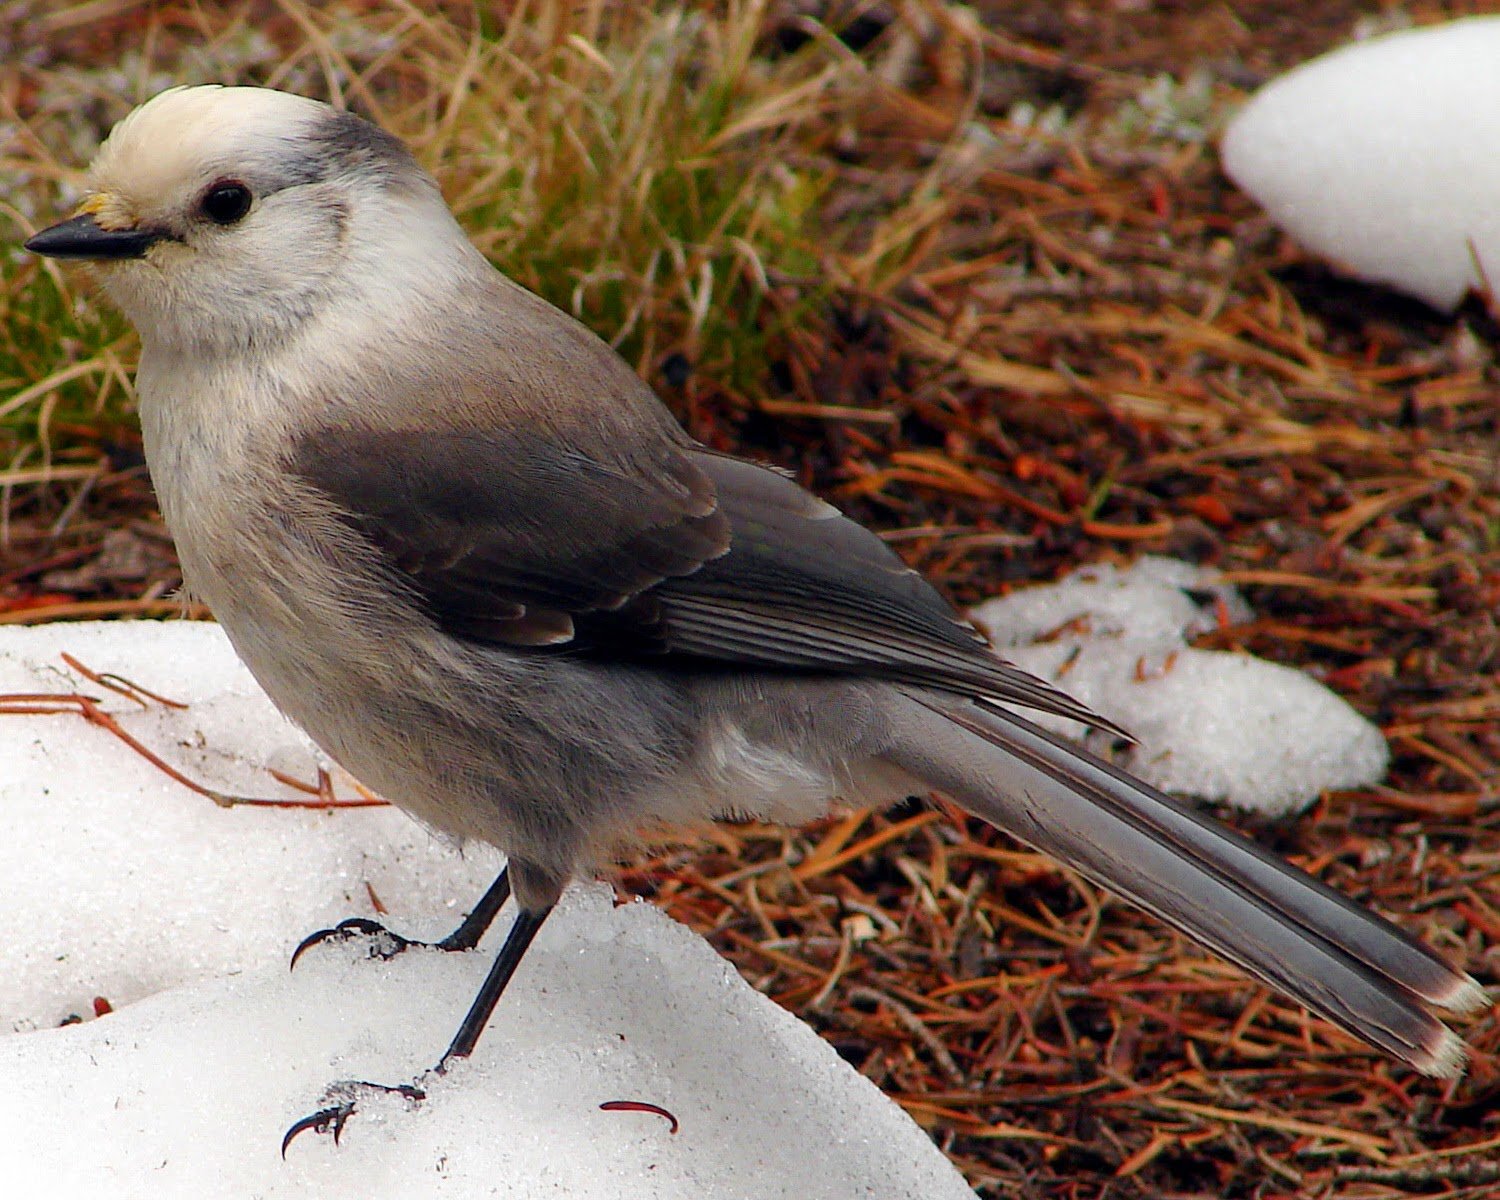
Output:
[25,197,162,262]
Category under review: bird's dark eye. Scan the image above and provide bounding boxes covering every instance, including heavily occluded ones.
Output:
[200,181,253,225]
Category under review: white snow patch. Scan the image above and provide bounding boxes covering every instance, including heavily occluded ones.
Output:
[1222,17,1500,312]
[971,556,1389,815]
[0,620,976,1199]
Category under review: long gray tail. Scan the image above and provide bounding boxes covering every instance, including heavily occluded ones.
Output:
[884,690,1486,1077]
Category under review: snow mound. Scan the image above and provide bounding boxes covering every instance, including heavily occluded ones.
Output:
[1222,17,1500,312]
[972,557,1389,815]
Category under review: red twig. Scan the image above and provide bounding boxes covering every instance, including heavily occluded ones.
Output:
[598,1100,680,1134]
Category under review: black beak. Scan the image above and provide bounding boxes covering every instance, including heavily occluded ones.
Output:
[25,213,161,261]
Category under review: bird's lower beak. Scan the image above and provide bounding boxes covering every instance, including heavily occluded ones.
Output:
[25,213,161,261]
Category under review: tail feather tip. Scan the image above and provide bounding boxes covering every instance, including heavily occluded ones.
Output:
[1421,1029,1470,1081]
[1440,974,1491,1016]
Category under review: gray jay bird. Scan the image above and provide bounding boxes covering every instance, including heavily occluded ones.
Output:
[26,86,1484,1143]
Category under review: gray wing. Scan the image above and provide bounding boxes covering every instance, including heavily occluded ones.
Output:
[289,427,1121,734]
[291,426,729,646]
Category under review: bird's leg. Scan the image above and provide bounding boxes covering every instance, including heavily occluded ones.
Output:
[289,866,512,969]
[282,899,554,1154]
[436,904,552,1063]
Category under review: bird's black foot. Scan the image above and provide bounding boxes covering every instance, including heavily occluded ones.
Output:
[289,917,439,969]
[291,867,516,971]
[281,1077,429,1155]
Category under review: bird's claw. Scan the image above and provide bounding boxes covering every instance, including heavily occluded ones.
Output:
[289,917,422,970]
[281,1078,428,1156]
[281,1102,353,1154]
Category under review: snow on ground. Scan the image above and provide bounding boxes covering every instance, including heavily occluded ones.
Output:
[1222,17,1500,313]
[0,620,975,1200]
[971,556,1389,815]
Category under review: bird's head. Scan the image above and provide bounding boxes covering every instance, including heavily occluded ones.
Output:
[27,85,461,353]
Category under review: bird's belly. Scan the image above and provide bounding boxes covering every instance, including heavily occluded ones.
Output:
[166,503,480,831]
